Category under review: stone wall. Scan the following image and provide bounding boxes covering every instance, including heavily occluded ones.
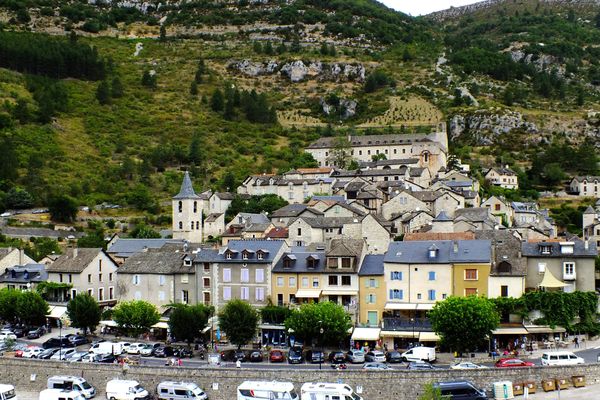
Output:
[3,358,600,400]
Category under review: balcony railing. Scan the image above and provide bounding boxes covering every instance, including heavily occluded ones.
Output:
[382,317,432,331]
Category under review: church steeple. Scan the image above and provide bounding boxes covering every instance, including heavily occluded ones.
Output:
[172,171,203,243]
[173,171,200,200]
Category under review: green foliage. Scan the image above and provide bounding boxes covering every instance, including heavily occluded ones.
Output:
[129,224,161,238]
[284,302,351,346]
[113,300,160,337]
[225,194,288,223]
[48,195,78,223]
[4,187,34,209]
[16,291,49,326]
[141,70,157,88]
[36,281,73,300]
[96,80,111,105]
[260,305,291,324]
[0,288,21,322]
[218,299,259,349]
[364,70,395,93]
[168,303,214,344]
[418,383,447,400]
[211,89,224,112]
[77,231,106,248]
[429,296,500,353]
[111,76,124,98]
[67,293,101,335]
[127,184,159,212]
[24,237,61,262]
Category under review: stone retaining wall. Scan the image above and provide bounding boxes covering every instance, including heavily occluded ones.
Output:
[2,358,599,400]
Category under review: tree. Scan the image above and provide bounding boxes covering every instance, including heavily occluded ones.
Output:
[25,237,61,261]
[210,89,224,112]
[16,291,48,326]
[96,80,111,105]
[129,224,161,238]
[0,289,21,322]
[78,231,106,248]
[218,299,259,349]
[168,303,213,344]
[429,296,500,354]
[327,136,352,169]
[48,195,78,222]
[113,300,160,337]
[284,302,351,346]
[69,30,78,44]
[111,77,124,98]
[264,41,274,55]
[67,293,101,335]
[417,383,444,400]
[0,134,18,183]
[127,184,158,212]
[188,133,203,165]
[190,81,198,96]
[141,71,157,88]
[12,99,30,124]
[159,25,167,42]
[4,187,34,209]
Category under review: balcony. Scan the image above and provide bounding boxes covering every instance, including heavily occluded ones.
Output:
[382,317,432,332]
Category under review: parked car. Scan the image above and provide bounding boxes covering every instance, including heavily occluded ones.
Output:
[363,362,392,371]
[450,361,488,370]
[154,346,176,358]
[386,351,403,363]
[269,350,285,363]
[249,351,263,362]
[0,331,17,341]
[220,349,246,362]
[96,353,117,363]
[12,326,27,338]
[38,348,60,359]
[127,343,146,354]
[42,337,74,349]
[27,327,46,339]
[407,361,438,370]
[433,380,488,400]
[287,348,303,364]
[308,350,325,364]
[495,358,535,368]
[140,343,161,357]
[50,348,77,360]
[328,351,346,364]
[68,335,88,346]
[22,346,43,358]
[346,349,365,364]
[176,347,194,358]
[67,351,90,362]
[365,350,386,363]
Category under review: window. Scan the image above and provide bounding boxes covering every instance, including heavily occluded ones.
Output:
[390,271,403,280]
[428,290,436,301]
[289,294,296,304]
[328,275,338,286]
[255,269,264,283]
[241,287,249,300]
[327,258,338,268]
[277,277,284,287]
[297,228,302,236]
[190,221,194,230]
[193,201,197,213]
[109,287,114,300]
[540,245,552,255]
[277,293,283,306]
[465,269,478,280]
[223,287,231,301]
[181,290,189,304]
[341,258,352,268]
[108,273,112,282]
[389,289,403,300]
[159,275,165,286]
[241,269,249,283]
[132,275,140,285]
[366,294,376,304]
[341,275,351,286]
[98,288,104,302]
[178,221,183,229]
[560,244,574,254]
[465,288,477,296]
[99,259,102,272]
[181,274,189,283]
[538,263,546,274]
[501,285,508,297]
[98,273,103,282]
[289,277,296,287]
[69,274,72,283]
[203,292,211,305]
[226,252,232,260]
[196,221,200,230]
[71,289,77,299]
[178,201,182,212]
[369,278,376,288]
[59,274,63,283]
[88,274,92,283]
[442,293,447,299]
[564,262,576,278]
[203,277,210,288]
[495,204,501,211]
[87,289,93,296]
[203,263,210,272]
[242,252,248,260]
[312,278,319,288]
[223,268,231,282]
[255,287,265,301]
[257,252,264,260]
[428,271,436,281]
[302,277,309,287]
[417,293,422,300]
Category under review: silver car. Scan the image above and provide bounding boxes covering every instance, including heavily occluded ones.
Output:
[346,349,365,363]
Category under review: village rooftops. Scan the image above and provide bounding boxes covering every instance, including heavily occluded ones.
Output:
[272,251,327,273]
[306,133,438,149]
[118,250,194,275]
[521,240,597,258]
[385,240,491,264]
[0,263,47,284]
[46,248,111,273]
[358,254,384,276]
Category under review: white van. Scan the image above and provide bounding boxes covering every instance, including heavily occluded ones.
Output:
[89,342,123,356]
[47,376,95,399]
[237,381,298,400]
[156,382,207,400]
[0,384,17,400]
[401,346,436,362]
[300,383,362,400]
[39,389,85,400]
[105,380,149,400]
[541,351,585,366]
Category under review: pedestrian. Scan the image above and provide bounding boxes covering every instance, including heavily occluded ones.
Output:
[236,359,241,368]
[574,336,579,349]
[177,358,182,367]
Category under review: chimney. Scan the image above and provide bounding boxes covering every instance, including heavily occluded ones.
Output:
[585,240,589,250]
[73,247,78,258]
[453,241,458,253]
[19,248,24,265]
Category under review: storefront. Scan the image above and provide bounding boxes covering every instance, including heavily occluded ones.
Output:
[350,327,381,351]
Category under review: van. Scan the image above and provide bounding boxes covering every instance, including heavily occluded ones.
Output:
[105,380,149,400]
[300,382,362,400]
[0,384,17,400]
[433,381,487,400]
[401,346,436,362]
[47,376,95,399]
[156,382,207,400]
[39,389,85,400]
[237,381,298,400]
[89,342,123,356]
[541,351,585,366]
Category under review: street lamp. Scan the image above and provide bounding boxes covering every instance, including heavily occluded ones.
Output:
[410,318,415,347]
[318,320,324,371]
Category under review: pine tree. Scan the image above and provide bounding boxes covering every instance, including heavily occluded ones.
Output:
[159,25,167,42]
[141,71,156,88]
[69,30,78,44]
[190,81,198,96]
[320,42,328,56]
[210,89,224,112]
[96,81,111,105]
[264,41,274,55]
[328,44,336,57]
[290,37,301,53]
[224,99,235,120]
[277,42,287,54]
[111,76,124,98]
[253,41,262,54]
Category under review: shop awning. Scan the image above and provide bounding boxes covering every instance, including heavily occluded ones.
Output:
[380,331,418,338]
[492,327,529,335]
[46,306,68,319]
[525,326,566,334]
[295,289,322,298]
[351,328,381,341]
[384,302,419,310]
[321,290,357,296]
[539,269,568,288]
[419,332,440,341]
[152,322,169,329]
[100,320,118,327]
[417,304,436,311]
[259,324,286,330]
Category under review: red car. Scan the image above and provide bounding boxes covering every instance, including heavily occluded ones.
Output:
[269,350,285,363]
[495,358,535,368]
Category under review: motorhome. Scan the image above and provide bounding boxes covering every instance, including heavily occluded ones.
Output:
[0,384,16,400]
[237,381,298,400]
[300,383,362,400]
[156,382,207,400]
[89,342,123,356]
[39,389,85,400]
[105,380,149,400]
[401,346,435,362]
[47,376,95,399]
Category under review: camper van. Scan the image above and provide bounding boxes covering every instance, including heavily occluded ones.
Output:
[89,342,123,356]
[541,351,585,366]
[237,381,298,400]
[300,383,362,400]
[401,347,436,362]
[105,380,149,400]
[39,389,85,400]
[47,376,95,399]
[156,382,207,400]
[0,384,17,400]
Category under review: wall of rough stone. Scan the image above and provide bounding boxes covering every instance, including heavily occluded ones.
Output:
[2,358,599,400]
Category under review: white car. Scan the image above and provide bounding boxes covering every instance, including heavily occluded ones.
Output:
[0,332,17,341]
[23,347,44,358]
[127,343,146,354]
[365,350,386,363]
[450,361,488,370]
[50,348,77,360]
[0,212,12,217]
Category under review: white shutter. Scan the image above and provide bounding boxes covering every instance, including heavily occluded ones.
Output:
[223,287,231,300]
[241,269,249,283]
[223,268,231,282]
[255,269,264,283]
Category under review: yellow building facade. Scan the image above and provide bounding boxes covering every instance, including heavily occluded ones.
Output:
[452,263,491,297]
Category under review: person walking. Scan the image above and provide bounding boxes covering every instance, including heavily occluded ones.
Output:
[574,336,579,349]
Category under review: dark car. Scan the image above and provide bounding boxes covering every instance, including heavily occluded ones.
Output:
[219,349,246,362]
[12,326,27,338]
[328,351,346,364]
[27,327,45,339]
[42,337,74,350]
[68,335,88,346]
[37,348,60,359]
[269,350,285,363]
[287,348,303,364]
[308,350,325,364]
[386,351,403,363]
[433,381,488,400]
[249,351,263,362]
[154,346,176,358]
[175,347,194,358]
[96,353,117,363]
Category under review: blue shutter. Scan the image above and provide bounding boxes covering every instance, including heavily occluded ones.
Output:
[399,271,403,281]
[390,271,394,280]
[399,290,403,300]
[389,289,393,300]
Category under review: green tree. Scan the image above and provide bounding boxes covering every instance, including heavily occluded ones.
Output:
[25,237,61,261]
[113,300,160,337]
[127,184,158,212]
[218,299,259,349]
[253,41,262,54]
[141,71,157,88]
[16,291,48,326]
[0,134,18,183]
[111,77,124,98]
[129,224,161,238]
[4,187,34,209]
[429,296,500,354]
[96,80,111,105]
[417,383,445,400]
[48,194,78,222]
[190,81,198,96]
[327,136,352,169]
[67,293,101,335]
[12,99,30,124]
[0,289,21,322]
[189,133,203,165]
[284,302,351,346]
[78,232,106,248]
[264,41,274,55]
[159,25,166,42]
[210,89,224,112]
[168,303,213,344]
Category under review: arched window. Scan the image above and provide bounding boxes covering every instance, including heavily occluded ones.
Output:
[178,201,183,213]
[193,201,197,213]
[190,221,194,230]
[178,221,183,229]
[422,151,430,163]
[196,221,200,229]
[497,261,512,274]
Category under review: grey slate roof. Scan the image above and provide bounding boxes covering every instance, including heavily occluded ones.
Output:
[205,213,223,222]
[455,207,494,222]
[358,158,419,168]
[231,213,270,226]
[46,248,107,273]
[272,251,327,273]
[521,239,597,258]
[325,202,366,216]
[311,195,346,203]
[584,206,596,215]
[0,263,47,284]
[118,250,193,274]
[307,133,434,149]
[173,171,200,200]
[487,167,516,176]
[215,240,285,263]
[107,238,181,258]
[292,217,358,228]
[434,211,452,221]
[384,240,491,264]
[358,255,384,276]
[327,238,364,258]
[271,204,322,218]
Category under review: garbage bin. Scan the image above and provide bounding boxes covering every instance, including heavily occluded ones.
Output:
[542,379,556,392]
[555,378,569,390]
[492,381,514,399]
[572,376,586,388]
[512,383,523,396]
[524,381,536,394]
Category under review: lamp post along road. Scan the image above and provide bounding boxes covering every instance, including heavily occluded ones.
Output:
[319,325,324,370]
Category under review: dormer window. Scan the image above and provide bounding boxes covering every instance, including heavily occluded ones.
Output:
[283,255,296,269]
[226,252,232,260]
[327,257,338,268]
[428,245,438,259]
[184,258,192,266]
[540,245,552,255]
[307,255,319,269]
[242,252,249,260]
[257,252,264,260]
[560,243,574,254]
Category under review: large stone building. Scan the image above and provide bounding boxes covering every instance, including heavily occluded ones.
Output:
[172,171,203,243]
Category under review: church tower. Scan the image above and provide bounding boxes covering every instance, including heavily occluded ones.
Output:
[172,171,203,243]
